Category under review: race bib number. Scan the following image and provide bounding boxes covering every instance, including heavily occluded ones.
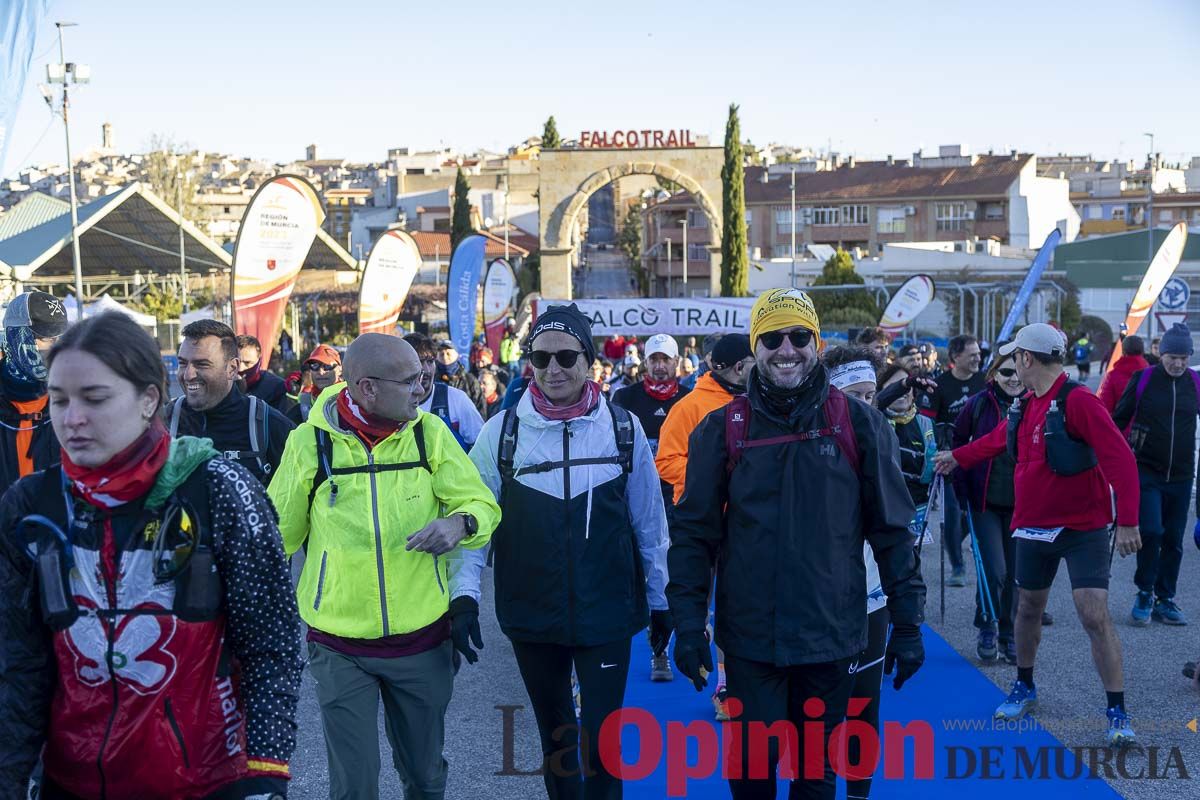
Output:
[1013,526,1065,543]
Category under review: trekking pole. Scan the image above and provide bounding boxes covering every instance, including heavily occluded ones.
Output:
[966,508,995,624]
[935,476,946,623]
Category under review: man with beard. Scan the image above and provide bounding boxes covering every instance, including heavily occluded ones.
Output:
[668,288,926,799]
[0,291,68,493]
[406,334,484,449]
[170,320,294,485]
[236,334,293,413]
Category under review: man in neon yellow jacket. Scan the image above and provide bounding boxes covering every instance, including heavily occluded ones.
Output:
[269,333,499,800]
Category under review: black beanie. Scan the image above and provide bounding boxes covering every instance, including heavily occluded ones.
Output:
[528,303,596,364]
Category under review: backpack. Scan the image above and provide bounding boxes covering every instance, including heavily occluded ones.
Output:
[429,382,468,449]
[723,386,861,476]
[496,400,635,495]
[168,395,270,477]
[306,419,431,511]
[1005,379,1096,476]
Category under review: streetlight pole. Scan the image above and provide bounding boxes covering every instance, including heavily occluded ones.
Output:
[53,22,86,315]
[178,170,189,313]
[503,166,510,261]
[666,237,672,298]
[790,167,797,288]
[1144,132,1155,263]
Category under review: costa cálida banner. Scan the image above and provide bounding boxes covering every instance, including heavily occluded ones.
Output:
[482,258,517,355]
[1107,222,1190,369]
[446,235,487,364]
[231,175,324,365]
[878,275,936,335]
[995,227,1062,346]
[358,230,421,334]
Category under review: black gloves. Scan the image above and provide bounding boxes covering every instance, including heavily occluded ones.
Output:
[673,629,713,692]
[449,596,483,665]
[884,623,925,690]
[649,609,674,656]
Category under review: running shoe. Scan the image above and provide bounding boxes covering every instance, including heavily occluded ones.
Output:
[1041,611,1054,626]
[1152,598,1188,626]
[947,566,967,587]
[976,628,998,662]
[1106,707,1137,748]
[650,653,674,682]
[994,680,1037,721]
[1000,638,1017,666]
[713,685,729,722]
[1131,591,1153,626]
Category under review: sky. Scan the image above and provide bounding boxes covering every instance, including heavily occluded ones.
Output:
[4,0,1199,178]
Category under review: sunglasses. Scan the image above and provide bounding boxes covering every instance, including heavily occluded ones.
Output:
[758,329,813,351]
[529,349,584,369]
[996,367,1018,378]
[305,361,338,373]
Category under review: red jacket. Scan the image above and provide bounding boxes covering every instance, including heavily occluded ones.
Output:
[953,372,1138,531]
[1097,354,1150,414]
[602,336,627,360]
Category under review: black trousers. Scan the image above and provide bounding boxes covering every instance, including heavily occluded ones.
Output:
[845,608,889,800]
[724,652,855,800]
[971,507,1016,639]
[511,638,632,800]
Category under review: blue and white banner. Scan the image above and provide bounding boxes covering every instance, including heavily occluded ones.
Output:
[446,235,487,363]
[0,1,48,178]
[996,227,1062,344]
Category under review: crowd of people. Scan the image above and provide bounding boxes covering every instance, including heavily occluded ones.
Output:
[0,285,1194,799]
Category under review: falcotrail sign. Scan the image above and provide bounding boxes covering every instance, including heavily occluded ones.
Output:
[536,298,754,336]
[578,129,698,149]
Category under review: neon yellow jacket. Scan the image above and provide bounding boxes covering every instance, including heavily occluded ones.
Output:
[269,385,499,639]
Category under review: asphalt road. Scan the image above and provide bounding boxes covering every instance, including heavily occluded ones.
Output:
[289,365,1200,799]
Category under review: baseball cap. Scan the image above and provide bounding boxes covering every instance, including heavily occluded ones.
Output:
[998,323,1067,358]
[645,334,679,359]
[710,334,752,369]
[897,343,920,358]
[304,344,341,366]
[437,340,457,351]
[5,291,68,338]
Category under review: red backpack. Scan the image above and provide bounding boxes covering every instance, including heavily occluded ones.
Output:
[723,386,861,475]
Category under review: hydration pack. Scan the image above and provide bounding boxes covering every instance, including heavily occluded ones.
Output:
[1006,379,1097,476]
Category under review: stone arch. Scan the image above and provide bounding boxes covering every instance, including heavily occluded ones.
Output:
[544,161,722,252]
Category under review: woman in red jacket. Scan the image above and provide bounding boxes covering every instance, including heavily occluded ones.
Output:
[1098,334,1149,414]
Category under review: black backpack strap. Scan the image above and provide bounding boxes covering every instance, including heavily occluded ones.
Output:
[167,397,183,438]
[497,407,520,486]
[308,428,335,511]
[606,401,635,474]
[432,382,450,421]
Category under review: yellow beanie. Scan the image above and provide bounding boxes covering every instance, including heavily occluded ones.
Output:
[749,288,823,352]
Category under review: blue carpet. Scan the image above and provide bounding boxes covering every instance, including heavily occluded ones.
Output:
[613,625,1124,798]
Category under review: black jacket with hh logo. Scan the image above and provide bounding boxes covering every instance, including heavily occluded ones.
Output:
[668,365,926,667]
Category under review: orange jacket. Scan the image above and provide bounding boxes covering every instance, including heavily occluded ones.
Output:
[655,372,735,503]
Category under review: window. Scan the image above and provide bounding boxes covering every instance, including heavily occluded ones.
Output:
[774,206,795,235]
[1084,181,1094,193]
[1112,207,1126,221]
[774,244,795,258]
[935,202,966,231]
[744,209,753,225]
[984,202,1005,220]
[812,207,840,226]
[1160,209,1174,223]
[840,205,868,225]
[687,209,708,229]
[223,206,231,214]
[877,207,906,234]
[1087,205,1101,220]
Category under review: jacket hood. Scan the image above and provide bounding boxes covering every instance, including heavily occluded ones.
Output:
[1112,354,1150,375]
[145,435,220,510]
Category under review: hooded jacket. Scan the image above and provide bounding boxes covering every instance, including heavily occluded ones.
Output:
[655,372,736,504]
[668,366,926,666]
[952,383,1018,513]
[245,369,293,414]
[0,390,59,495]
[467,389,670,646]
[0,439,302,799]
[1098,354,1150,414]
[1112,365,1200,485]
[268,386,499,640]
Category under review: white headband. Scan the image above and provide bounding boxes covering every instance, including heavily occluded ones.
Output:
[829,361,877,390]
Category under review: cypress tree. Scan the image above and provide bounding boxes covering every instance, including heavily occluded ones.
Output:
[720,103,749,297]
[451,166,474,254]
[542,116,562,149]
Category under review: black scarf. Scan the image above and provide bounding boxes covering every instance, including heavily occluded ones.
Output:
[754,363,824,421]
[711,370,744,397]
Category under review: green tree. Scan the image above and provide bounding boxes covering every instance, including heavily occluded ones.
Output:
[450,166,474,254]
[132,282,183,322]
[618,204,648,295]
[542,116,562,149]
[808,249,880,326]
[141,135,203,223]
[720,103,749,297]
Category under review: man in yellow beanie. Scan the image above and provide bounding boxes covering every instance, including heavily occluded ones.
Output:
[667,287,927,799]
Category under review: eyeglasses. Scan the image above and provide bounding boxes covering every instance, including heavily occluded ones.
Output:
[996,367,1018,378]
[758,329,813,351]
[305,361,338,373]
[359,372,423,392]
[528,349,584,369]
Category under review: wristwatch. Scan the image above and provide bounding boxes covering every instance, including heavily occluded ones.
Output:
[458,513,479,538]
